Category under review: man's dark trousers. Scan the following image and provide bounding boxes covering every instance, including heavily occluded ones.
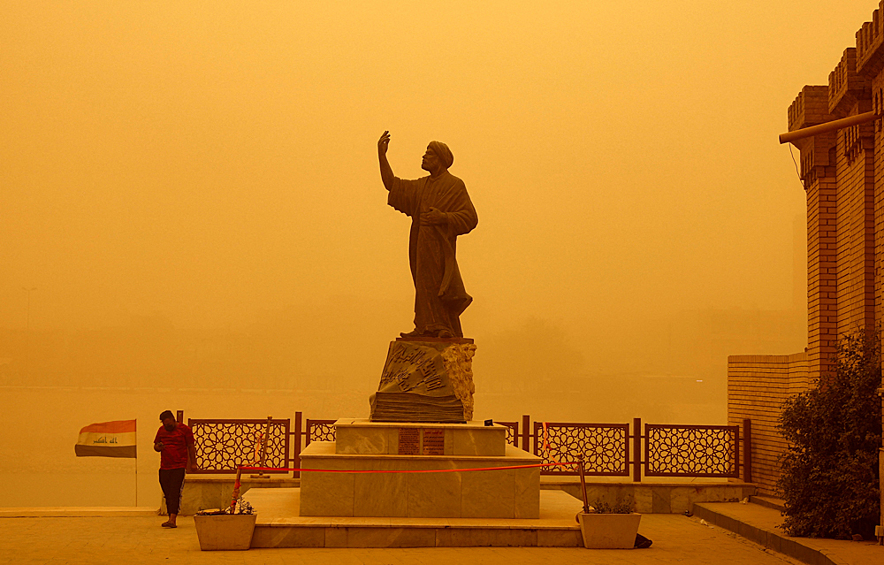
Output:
[159,468,186,514]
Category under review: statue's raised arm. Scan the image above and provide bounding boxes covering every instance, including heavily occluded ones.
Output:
[377,131,393,191]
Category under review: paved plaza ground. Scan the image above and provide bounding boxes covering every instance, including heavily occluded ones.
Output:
[1,513,807,565]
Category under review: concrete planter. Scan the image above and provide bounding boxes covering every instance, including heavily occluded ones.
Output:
[193,514,257,551]
[577,512,641,549]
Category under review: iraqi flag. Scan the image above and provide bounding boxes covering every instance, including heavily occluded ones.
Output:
[75,420,137,458]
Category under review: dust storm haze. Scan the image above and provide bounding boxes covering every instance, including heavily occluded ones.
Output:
[0,2,859,505]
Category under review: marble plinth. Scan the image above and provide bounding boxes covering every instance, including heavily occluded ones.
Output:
[244,488,584,548]
[334,419,507,457]
[298,441,541,519]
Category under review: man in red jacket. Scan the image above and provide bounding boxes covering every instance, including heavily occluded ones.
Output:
[153,410,196,528]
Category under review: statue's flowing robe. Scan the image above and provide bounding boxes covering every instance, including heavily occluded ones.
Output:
[388,171,478,337]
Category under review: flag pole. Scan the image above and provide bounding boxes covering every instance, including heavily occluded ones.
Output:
[134,420,138,507]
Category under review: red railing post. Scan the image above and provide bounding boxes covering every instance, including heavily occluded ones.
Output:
[293,411,302,479]
[743,418,752,483]
[521,414,530,452]
[633,417,641,482]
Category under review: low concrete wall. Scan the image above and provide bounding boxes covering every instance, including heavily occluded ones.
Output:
[164,476,755,516]
[160,476,299,516]
[541,480,755,514]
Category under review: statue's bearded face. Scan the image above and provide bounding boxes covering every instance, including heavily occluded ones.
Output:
[421,147,441,172]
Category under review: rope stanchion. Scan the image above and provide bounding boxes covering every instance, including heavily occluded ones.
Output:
[229,430,266,512]
[235,461,577,475]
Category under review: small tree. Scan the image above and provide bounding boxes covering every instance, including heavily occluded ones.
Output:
[778,329,882,539]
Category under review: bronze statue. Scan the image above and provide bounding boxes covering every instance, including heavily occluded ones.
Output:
[377,131,478,338]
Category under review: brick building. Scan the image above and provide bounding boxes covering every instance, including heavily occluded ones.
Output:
[728,1,884,526]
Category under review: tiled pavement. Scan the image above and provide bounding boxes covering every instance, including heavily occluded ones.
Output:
[3,500,883,565]
[2,511,804,565]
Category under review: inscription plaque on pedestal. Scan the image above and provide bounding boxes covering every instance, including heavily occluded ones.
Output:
[422,428,445,455]
[398,428,420,455]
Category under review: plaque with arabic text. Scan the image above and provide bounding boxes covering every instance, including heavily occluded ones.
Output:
[422,428,445,455]
[398,428,420,455]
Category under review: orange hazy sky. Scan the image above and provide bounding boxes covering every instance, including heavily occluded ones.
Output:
[1,1,871,339]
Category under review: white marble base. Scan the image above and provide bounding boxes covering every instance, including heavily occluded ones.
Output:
[298,441,541,519]
[244,488,584,548]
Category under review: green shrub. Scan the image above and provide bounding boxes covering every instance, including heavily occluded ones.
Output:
[777,329,882,539]
[591,496,635,514]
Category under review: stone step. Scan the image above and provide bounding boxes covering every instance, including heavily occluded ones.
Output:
[750,494,786,512]
[691,502,883,565]
[243,488,584,548]
[0,507,159,517]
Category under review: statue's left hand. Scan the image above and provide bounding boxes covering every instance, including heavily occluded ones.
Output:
[421,207,448,225]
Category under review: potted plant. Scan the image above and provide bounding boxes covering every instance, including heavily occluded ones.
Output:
[572,456,642,549]
[193,497,257,551]
[577,498,641,549]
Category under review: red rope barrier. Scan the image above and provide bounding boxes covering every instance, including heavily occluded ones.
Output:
[237,461,577,474]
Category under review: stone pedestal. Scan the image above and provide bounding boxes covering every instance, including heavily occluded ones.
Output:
[335,419,506,456]
[298,419,541,519]
[370,339,476,423]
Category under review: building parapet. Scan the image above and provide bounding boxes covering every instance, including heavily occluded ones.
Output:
[788,86,831,133]
[828,48,870,115]
[856,2,884,76]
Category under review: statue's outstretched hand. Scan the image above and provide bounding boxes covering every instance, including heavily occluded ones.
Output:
[378,131,391,156]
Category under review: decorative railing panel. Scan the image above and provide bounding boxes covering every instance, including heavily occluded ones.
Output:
[497,421,519,447]
[534,422,629,476]
[188,418,290,474]
[644,424,739,478]
[305,419,336,446]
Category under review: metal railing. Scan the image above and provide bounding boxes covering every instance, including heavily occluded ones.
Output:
[644,424,739,478]
[534,422,630,476]
[179,411,752,482]
[187,416,290,474]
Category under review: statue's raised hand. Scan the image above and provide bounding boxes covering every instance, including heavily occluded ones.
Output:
[378,131,391,156]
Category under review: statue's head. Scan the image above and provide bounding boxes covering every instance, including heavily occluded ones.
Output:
[421,141,454,174]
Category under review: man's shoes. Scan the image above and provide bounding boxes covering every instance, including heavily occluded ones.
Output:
[161,521,177,528]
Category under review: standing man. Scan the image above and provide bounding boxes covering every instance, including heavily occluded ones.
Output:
[377,131,478,338]
[153,410,196,528]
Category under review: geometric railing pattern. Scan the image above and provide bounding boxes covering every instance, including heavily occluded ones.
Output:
[644,424,739,478]
[188,418,290,474]
[181,411,749,481]
[497,421,519,447]
[305,419,336,446]
[534,422,629,476]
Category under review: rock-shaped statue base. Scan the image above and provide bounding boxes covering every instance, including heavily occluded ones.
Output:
[369,338,477,423]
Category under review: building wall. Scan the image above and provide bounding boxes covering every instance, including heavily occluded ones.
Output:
[728,3,884,523]
[727,353,810,496]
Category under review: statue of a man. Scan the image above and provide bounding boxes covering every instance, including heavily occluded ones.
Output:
[377,131,478,338]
